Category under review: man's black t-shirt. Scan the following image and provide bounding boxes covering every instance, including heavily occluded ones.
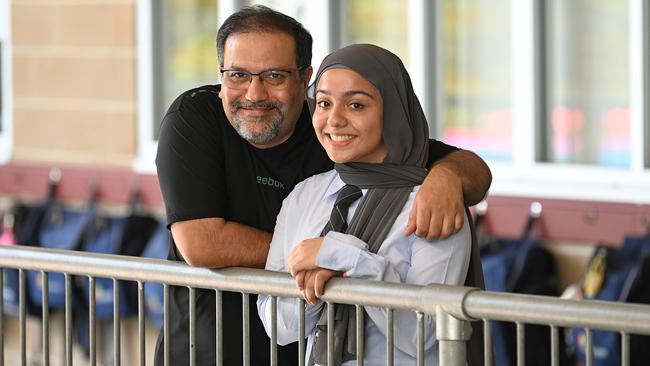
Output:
[154,84,457,365]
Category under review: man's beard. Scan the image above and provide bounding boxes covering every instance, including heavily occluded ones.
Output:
[230,100,284,145]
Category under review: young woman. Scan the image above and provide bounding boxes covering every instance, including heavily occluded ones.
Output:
[257,44,471,365]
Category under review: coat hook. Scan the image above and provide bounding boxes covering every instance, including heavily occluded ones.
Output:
[530,201,543,219]
[47,167,61,199]
[48,167,61,184]
[88,178,101,208]
[476,200,488,216]
[520,201,543,240]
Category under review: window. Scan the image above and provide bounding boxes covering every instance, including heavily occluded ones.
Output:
[0,0,11,164]
[245,0,308,22]
[135,0,219,172]
[545,0,630,168]
[152,0,219,140]
[137,0,650,203]
[339,0,409,66]
[495,0,649,202]
[437,0,512,163]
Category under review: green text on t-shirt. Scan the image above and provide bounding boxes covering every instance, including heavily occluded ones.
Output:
[256,175,285,190]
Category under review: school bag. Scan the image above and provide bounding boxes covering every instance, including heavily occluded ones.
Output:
[1,211,20,316]
[140,220,170,328]
[570,233,650,366]
[78,188,158,319]
[75,188,158,355]
[477,207,569,366]
[25,185,95,311]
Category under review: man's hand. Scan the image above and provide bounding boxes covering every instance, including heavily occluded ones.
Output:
[294,268,342,305]
[287,237,324,276]
[405,165,464,241]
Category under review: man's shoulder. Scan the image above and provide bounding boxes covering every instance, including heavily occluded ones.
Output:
[161,84,230,136]
[167,84,223,114]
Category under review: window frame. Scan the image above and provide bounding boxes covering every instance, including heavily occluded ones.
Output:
[486,0,650,203]
[0,0,12,164]
[135,0,650,203]
[133,0,156,173]
[430,0,650,203]
[134,0,232,173]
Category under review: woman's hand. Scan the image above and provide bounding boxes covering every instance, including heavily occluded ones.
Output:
[287,237,324,276]
[294,268,342,305]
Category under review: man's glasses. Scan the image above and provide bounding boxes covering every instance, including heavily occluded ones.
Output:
[220,67,305,89]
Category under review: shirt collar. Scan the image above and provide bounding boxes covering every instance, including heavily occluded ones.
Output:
[324,174,347,199]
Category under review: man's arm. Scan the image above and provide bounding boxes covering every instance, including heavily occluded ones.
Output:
[170,218,271,268]
[432,149,492,205]
[406,149,492,240]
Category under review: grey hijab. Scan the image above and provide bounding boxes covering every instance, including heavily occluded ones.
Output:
[307,44,430,365]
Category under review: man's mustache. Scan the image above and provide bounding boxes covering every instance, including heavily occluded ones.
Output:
[233,101,282,110]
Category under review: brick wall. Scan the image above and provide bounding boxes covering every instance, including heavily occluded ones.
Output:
[11,0,137,167]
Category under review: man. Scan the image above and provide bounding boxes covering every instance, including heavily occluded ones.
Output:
[154,5,491,366]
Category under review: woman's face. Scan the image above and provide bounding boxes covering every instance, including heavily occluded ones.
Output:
[312,68,387,164]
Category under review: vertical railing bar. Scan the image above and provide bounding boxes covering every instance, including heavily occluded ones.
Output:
[215,290,223,366]
[0,268,3,366]
[137,281,145,366]
[113,279,121,366]
[298,299,305,366]
[65,274,73,366]
[550,325,559,366]
[621,331,629,366]
[189,287,196,366]
[416,311,424,366]
[89,276,96,366]
[327,302,334,366]
[484,320,492,366]
[386,308,394,366]
[41,271,50,366]
[242,293,250,366]
[516,322,525,366]
[19,269,26,366]
[270,296,277,366]
[163,284,170,366]
[356,305,364,366]
[585,328,593,366]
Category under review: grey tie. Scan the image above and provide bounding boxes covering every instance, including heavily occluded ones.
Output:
[321,185,362,236]
[310,184,362,366]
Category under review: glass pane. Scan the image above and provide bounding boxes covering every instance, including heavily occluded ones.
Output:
[154,0,219,140]
[546,0,630,167]
[245,0,309,24]
[438,0,512,162]
[0,42,3,133]
[342,0,408,65]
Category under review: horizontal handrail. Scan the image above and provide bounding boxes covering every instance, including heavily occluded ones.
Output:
[1,245,649,335]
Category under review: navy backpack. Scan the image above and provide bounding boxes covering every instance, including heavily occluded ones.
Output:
[477,207,570,366]
[571,234,650,366]
[1,211,20,316]
[78,188,158,319]
[26,185,95,311]
[140,220,169,328]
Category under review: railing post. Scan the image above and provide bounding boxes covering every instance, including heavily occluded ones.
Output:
[436,307,471,366]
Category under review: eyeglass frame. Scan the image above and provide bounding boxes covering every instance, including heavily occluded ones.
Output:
[219,66,308,89]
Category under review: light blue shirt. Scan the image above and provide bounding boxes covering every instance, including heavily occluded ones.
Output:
[257,170,471,365]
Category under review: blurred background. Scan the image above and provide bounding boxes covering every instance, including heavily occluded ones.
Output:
[0,0,648,263]
[1,0,648,197]
[0,1,649,364]
[1,0,649,282]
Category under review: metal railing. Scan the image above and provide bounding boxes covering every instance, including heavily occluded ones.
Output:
[1,245,650,366]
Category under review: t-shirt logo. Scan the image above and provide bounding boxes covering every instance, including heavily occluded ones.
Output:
[256,175,285,190]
